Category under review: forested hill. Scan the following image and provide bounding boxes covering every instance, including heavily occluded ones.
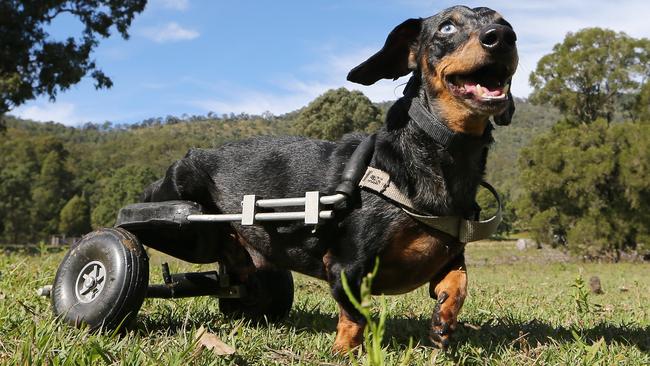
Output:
[0,97,559,244]
[487,98,561,197]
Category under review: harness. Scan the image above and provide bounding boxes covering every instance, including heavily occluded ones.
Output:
[337,96,502,243]
[358,166,502,243]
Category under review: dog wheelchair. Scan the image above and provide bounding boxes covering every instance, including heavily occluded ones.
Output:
[39,135,500,331]
[38,137,376,331]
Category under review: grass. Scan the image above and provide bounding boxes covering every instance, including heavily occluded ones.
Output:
[1,241,649,365]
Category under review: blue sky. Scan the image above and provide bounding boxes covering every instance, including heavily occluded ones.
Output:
[11,0,650,126]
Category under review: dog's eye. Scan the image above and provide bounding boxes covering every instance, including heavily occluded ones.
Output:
[439,23,457,34]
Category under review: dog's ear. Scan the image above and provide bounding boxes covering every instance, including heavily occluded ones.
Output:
[347,18,422,86]
[493,91,515,126]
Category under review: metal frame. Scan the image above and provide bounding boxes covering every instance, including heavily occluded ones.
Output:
[37,192,350,301]
[186,192,346,225]
[146,263,243,299]
[143,192,346,299]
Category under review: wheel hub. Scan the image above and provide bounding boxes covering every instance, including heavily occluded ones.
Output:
[75,261,107,303]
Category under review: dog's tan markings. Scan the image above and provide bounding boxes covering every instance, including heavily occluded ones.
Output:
[431,34,489,78]
[420,38,491,136]
[373,224,463,295]
[449,12,463,24]
[438,32,518,79]
[333,307,365,354]
[428,256,467,348]
[322,250,333,280]
[407,49,418,70]
[223,231,258,282]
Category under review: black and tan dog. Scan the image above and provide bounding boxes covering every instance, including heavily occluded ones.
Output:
[144,5,517,352]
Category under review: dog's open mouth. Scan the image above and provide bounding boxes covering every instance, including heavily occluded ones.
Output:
[446,63,512,103]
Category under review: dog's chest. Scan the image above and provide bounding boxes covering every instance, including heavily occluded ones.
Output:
[372,222,462,295]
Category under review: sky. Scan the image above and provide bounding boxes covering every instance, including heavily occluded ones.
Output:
[11,0,650,126]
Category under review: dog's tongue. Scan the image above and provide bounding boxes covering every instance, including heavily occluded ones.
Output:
[464,83,505,97]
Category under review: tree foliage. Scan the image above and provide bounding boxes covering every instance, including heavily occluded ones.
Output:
[529,28,650,124]
[518,27,650,258]
[91,165,157,228]
[293,88,382,140]
[0,161,35,243]
[59,194,91,236]
[635,81,650,122]
[517,120,650,257]
[31,148,73,238]
[0,0,147,118]
[0,112,288,243]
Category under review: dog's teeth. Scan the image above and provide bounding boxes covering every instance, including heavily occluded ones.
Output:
[476,84,484,96]
[503,83,510,94]
[483,94,506,100]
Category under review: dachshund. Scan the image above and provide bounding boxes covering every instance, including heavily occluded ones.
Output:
[143,5,517,352]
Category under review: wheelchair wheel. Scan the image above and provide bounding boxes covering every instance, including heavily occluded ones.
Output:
[219,269,294,321]
[51,228,149,331]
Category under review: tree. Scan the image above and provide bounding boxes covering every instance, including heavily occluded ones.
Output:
[0,164,35,243]
[0,131,44,243]
[0,0,147,125]
[59,195,91,236]
[529,28,650,124]
[91,164,157,228]
[31,149,72,239]
[293,88,382,140]
[516,119,650,257]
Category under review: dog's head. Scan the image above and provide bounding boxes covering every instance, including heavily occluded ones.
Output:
[348,6,518,127]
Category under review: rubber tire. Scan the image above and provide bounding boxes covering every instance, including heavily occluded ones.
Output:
[51,228,149,331]
[219,269,294,321]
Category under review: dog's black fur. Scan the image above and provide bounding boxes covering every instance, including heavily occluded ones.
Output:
[144,5,517,350]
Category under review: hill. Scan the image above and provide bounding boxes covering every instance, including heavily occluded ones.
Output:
[0,97,559,243]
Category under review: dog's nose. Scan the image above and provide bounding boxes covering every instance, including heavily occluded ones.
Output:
[479,25,516,52]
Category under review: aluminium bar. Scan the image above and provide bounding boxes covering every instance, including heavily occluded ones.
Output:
[186,210,334,223]
[254,210,334,221]
[187,213,242,222]
[320,194,347,205]
[256,193,347,208]
[256,197,306,208]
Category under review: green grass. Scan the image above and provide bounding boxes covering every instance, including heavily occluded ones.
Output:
[1,241,649,365]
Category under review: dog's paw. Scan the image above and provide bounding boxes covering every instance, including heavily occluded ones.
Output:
[332,337,363,355]
[429,291,454,349]
[429,324,451,349]
[332,317,364,355]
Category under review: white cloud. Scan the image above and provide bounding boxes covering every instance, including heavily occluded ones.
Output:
[141,22,199,43]
[11,102,86,126]
[188,49,410,116]
[192,93,310,116]
[312,48,410,102]
[153,0,189,11]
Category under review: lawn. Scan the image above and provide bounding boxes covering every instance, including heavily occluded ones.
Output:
[1,241,648,365]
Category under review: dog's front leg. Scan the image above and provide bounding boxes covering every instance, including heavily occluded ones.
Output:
[326,260,367,353]
[333,306,366,353]
[428,254,467,349]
